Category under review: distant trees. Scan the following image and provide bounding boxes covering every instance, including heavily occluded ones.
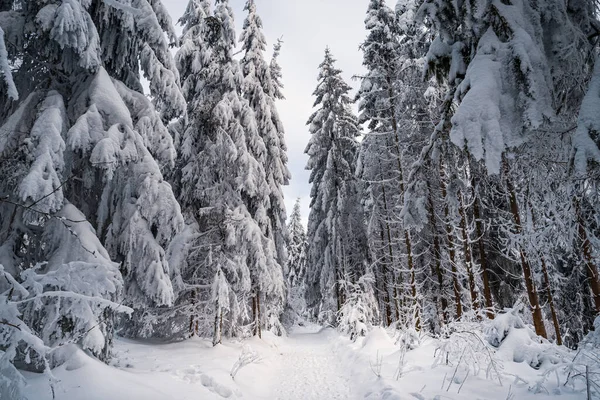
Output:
[287,199,308,289]
[304,48,370,324]
[285,199,308,320]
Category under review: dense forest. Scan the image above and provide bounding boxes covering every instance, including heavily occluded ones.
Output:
[302,0,600,348]
[1,0,600,398]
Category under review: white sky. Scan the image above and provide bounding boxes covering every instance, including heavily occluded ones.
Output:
[165,0,390,226]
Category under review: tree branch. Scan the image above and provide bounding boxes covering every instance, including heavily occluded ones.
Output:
[0,320,22,331]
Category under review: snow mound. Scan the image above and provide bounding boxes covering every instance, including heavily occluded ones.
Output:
[361,327,397,354]
[484,306,560,369]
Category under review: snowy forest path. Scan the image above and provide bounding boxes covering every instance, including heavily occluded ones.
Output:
[270,327,358,399]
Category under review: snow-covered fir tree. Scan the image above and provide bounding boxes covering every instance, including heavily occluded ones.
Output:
[0,0,185,395]
[285,199,308,321]
[287,199,307,288]
[239,0,291,334]
[174,0,285,344]
[240,0,290,265]
[305,48,370,324]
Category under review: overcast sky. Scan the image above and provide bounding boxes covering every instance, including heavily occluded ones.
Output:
[165,0,387,226]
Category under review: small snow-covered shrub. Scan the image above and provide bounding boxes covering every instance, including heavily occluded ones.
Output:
[266,309,286,337]
[484,305,526,348]
[484,303,564,370]
[0,260,131,398]
[393,328,421,380]
[0,280,51,400]
[337,275,379,341]
[539,316,600,397]
[435,320,504,386]
[394,327,421,351]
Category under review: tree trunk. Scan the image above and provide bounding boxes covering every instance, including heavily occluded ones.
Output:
[189,289,198,337]
[529,206,562,344]
[471,179,494,319]
[504,159,547,338]
[540,255,562,345]
[252,290,262,338]
[256,291,262,338]
[334,255,343,314]
[381,184,400,323]
[379,225,393,326]
[405,229,420,330]
[458,191,480,314]
[371,236,389,326]
[213,301,222,346]
[440,164,463,319]
[427,181,449,324]
[575,198,600,315]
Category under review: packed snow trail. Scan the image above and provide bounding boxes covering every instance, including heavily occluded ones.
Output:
[271,326,358,399]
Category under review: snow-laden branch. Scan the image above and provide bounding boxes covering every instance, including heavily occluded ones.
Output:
[14,291,133,315]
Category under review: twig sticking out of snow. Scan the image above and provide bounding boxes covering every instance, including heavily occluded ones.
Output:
[446,347,466,392]
[370,350,383,378]
[230,345,261,380]
[505,385,515,400]
[457,370,469,394]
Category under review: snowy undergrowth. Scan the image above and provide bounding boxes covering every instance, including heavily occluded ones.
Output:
[332,309,596,400]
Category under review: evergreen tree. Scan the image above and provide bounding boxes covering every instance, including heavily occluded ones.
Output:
[285,199,308,321]
[287,199,307,288]
[174,0,284,344]
[240,0,290,264]
[305,48,369,324]
[239,0,290,334]
[0,0,185,395]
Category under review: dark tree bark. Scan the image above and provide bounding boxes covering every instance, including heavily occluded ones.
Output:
[504,158,547,338]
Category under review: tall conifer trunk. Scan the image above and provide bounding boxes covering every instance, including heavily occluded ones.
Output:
[471,171,494,319]
[575,198,600,315]
[504,159,547,338]
[458,191,480,314]
[427,180,449,324]
[440,162,463,319]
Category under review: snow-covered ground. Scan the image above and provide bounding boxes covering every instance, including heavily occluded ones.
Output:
[23,324,354,400]
[22,321,591,400]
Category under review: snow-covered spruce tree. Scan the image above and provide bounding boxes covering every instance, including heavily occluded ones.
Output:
[270,38,285,104]
[287,199,308,288]
[355,0,423,330]
[285,199,308,320]
[338,274,379,341]
[414,0,599,337]
[144,0,215,340]
[240,0,290,335]
[175,0,284,344]
[0,0,185,394]
[305,48,370,325]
